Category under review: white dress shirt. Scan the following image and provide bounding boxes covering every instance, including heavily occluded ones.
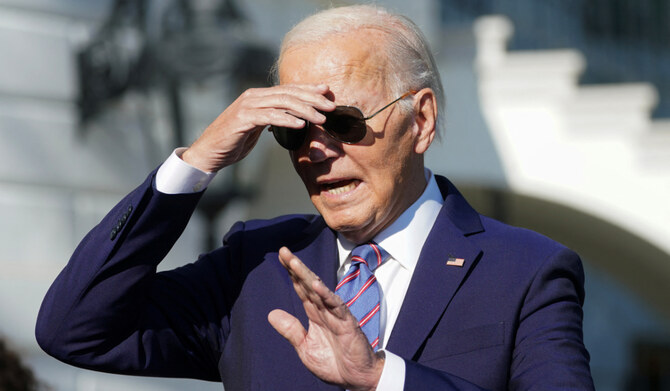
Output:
[155,149,444,390]
[336,169,443,390]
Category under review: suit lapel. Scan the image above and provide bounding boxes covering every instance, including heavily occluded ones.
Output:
[386,176,484,360]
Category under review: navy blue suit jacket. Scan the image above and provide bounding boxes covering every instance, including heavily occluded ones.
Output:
[36,172,594,390]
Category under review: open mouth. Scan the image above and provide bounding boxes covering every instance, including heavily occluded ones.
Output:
[322,179,360,195]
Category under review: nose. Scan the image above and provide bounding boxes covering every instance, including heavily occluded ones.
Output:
[294,124,343,164]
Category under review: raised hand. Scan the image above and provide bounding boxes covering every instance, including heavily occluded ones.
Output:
[268,247,385,391]
[182,84,335,173]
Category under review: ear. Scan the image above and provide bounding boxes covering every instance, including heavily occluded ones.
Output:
[411,88,437,154]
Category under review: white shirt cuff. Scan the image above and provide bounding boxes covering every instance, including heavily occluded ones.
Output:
[155,148,217,194]
[376,350,405,391]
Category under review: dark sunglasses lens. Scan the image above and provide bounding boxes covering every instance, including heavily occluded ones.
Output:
[271,126,307,150]
[323,107,367,143]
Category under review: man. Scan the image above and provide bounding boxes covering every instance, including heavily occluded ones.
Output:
[36,5,594,390]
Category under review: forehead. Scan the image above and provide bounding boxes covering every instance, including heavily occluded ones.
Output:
[278,29,391,101]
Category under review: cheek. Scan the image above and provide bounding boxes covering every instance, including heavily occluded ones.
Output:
[369,145,408,180]
[367,142,417,201]
[289,153,308,181]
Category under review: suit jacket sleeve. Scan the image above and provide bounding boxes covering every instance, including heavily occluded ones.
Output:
[507,248,593,389]
[35,170,234,381]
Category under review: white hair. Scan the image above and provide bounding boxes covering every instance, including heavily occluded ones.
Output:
[272,4,445,136]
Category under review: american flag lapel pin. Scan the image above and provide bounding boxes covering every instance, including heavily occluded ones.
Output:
[446,255,465,267]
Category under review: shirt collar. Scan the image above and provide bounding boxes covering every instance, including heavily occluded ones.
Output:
[337,169,444,271]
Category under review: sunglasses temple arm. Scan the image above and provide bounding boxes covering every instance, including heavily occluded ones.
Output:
[362,90,417,120]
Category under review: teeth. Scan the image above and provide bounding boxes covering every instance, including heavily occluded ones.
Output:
[327,182,356,195]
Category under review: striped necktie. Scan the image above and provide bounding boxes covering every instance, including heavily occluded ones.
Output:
[336,242,389,351]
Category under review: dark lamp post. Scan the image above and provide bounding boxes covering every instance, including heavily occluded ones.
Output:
[77,0,276,250]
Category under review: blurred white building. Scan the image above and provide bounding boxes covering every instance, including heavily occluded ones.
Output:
[0,0,668,390]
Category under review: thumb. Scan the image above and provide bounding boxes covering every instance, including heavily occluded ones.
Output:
[268,309,307,348]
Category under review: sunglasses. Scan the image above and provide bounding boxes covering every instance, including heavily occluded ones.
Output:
[270,90,416,150]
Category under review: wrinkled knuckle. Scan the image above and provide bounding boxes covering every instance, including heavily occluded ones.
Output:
[241,88,257,98]
[276,93,292,105]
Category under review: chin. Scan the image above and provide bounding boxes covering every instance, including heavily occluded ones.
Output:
[312,197,377,237]
[321,215,375,243]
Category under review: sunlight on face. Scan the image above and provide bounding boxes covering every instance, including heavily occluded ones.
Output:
[279,29,428,243]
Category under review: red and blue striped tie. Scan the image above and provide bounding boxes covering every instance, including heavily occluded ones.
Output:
[336,242,389,351]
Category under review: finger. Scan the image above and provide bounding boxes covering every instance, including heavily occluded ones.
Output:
[278,247,327,298]
[277,247,341,310]
[249,108,309,130]
[255,84,333,105]
[278,248,349,321]
[278,247,318,295]
[252,83,328,95]
[247,95,331,126]
[268,309,307,348]
[311,278,346,311]
[278,248,335,313]
[278,247,317,280]
[246,84,336,113]
[276,86,336,113]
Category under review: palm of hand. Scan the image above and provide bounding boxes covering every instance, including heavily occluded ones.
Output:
[268,247,384,391]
